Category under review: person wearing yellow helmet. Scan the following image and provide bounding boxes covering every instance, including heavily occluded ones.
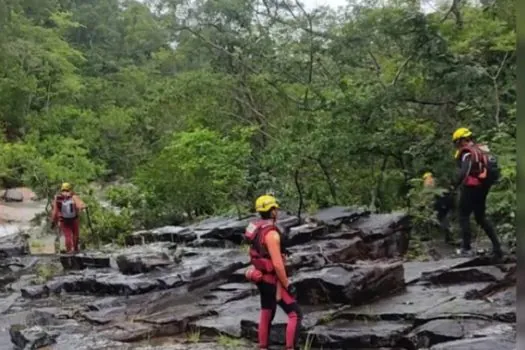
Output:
[422,172,455,244]
[51,182,87,253]
[244,194,301,350]
[451,128,502,258]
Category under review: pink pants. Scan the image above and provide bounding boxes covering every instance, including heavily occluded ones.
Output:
[59,219,80,253]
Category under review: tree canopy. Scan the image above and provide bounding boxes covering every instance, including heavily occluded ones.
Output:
[0,0,516,246]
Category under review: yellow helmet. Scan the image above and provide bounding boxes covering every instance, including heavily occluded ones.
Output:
[452,127,472,142]
[422,172,432,180]
[255,194,279,212]
[61,182,72,191]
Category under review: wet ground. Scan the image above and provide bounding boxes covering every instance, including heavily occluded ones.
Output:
[0,202,516,350]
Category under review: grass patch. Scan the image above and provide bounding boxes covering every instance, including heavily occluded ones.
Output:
[186,327,201,343]
[34,262,62,283]
[217,334,242,348]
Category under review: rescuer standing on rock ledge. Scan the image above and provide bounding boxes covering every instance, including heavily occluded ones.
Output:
[244,194,302,350]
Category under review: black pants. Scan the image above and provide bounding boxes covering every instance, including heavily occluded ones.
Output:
[434,192,454,239]
[458,185,501,252]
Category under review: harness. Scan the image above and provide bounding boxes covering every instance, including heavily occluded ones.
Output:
[244,219,282,284]
[457,144,488,187]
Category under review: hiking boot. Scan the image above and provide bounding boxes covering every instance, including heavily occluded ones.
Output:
[456,248,475,257]
[490,248,503,260]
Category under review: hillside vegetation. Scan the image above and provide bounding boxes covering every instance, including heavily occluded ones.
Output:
[0,0,516,246]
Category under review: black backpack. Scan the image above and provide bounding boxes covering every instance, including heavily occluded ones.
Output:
[479,145,500,185]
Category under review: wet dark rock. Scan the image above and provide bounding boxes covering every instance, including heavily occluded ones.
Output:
[411,318,515,348]
[464,266,516,300]
[349,212,409,242]
[116,251,171,275]
[429,336,515,350]
[285,223,328,246]
[307,319,413,349]
[0,293,18,314]
[366,231,409,259]
[80,306,127,324]
[126,226,196,246]
[59,254,111,270]
[240,304,340,345]
[453,254,517,268]
[99,321,156,342]
[286,238,368,273]
[22,248,249,298]
[348,212,410,258]
[318,230,360,240]
[331,284,461,322]
[9,324,59,349]
[489,286,516,307]
[0,234,28,258]
[2,189,24,202]
[408,318,514,348]
[421,265,507,285]
[21,285,48,299]
[403,258,475,284]
[193,295,268,337]
[198,283,255,307]
[196,216,255,244]
[311,206,369,229]
[136,303,216,338]
[275,213,301,235]
[416,296,515,323]
[291,262,404,305]
[151,226,197,243]
[25,309,65,327]
[187,238,237,249]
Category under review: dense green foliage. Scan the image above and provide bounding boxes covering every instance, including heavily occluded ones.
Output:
[0,0,515,245]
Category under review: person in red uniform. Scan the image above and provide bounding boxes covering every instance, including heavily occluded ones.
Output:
[244,194,302,350]
[51,182,87,253]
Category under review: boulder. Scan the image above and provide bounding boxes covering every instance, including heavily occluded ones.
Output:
[0,234,28,258]
[348,212,410,258]
[2,189,24,202]
[9,324,59,349]
[291,262,405,305]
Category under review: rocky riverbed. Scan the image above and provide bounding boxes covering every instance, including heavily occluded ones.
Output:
[0,205,516,350]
